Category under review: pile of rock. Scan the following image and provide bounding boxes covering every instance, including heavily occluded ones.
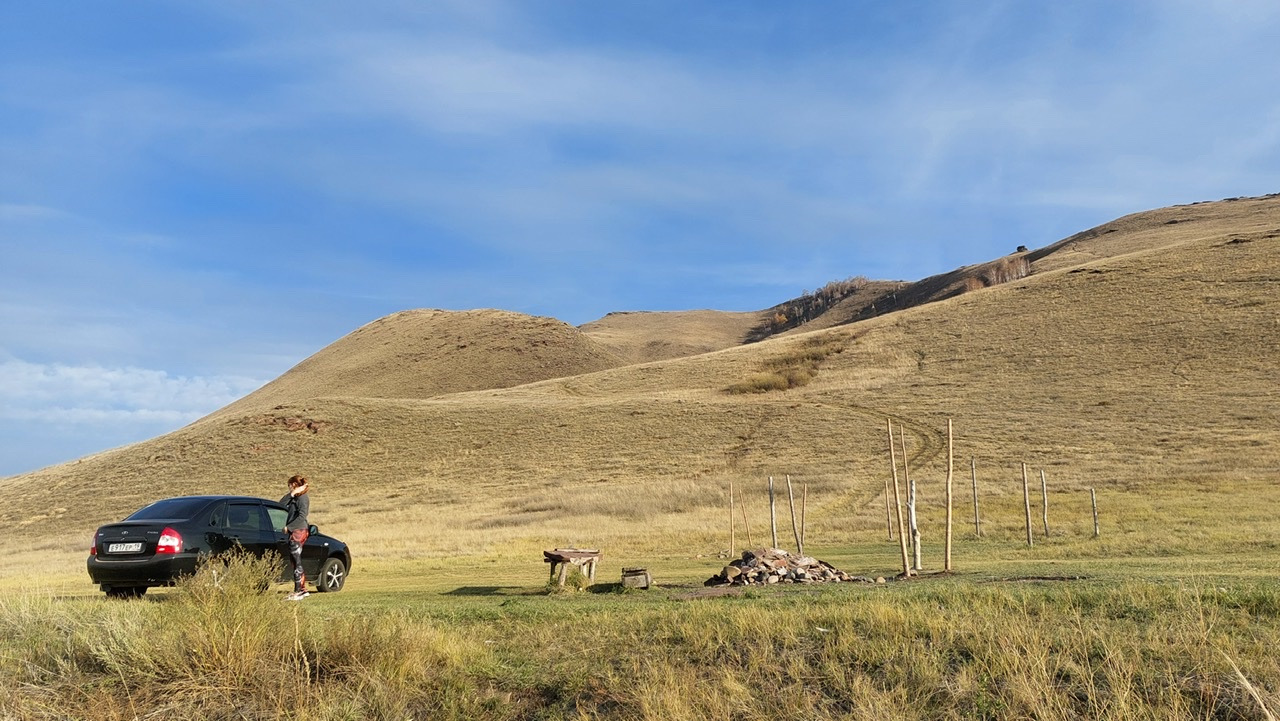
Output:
[705,548,876,587]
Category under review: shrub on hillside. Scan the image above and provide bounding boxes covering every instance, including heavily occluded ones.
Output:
[726,372,795,394]
[725,337,845,394]
[981,256,1031,286]
[763,276,871,334]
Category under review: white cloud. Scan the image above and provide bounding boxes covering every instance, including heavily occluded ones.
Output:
[0,203,65,220]
[0,359,265,426]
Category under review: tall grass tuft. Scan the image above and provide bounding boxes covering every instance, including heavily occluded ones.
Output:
[726,337,847,394]
[4,579,1280,719]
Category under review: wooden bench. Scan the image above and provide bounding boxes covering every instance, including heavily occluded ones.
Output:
[544,548,601,586]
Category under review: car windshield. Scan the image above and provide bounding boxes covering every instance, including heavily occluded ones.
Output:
[125,497,212,521]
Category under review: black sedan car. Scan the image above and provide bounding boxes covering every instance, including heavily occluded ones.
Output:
[88,495,351,598]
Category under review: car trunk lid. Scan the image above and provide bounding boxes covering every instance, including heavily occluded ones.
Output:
[93,521,169,558]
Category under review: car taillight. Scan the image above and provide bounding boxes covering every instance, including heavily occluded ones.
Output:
[157,527,183,554]
[90,532,98,555]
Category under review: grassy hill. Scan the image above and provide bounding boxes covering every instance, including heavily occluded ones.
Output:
[215,308,629,415]
[3,194,1280,721]
[579,309,765,363]
[2,194,1277,568]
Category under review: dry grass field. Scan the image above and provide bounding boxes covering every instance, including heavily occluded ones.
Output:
[1,194,1278,719]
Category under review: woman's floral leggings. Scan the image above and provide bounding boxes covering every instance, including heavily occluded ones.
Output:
[288,528,310,591]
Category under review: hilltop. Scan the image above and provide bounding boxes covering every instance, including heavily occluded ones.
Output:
[214,308,628,416]
[579,309,765,363]
[1,194,1277,566]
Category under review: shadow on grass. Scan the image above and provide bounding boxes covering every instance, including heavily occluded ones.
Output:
[445,585,541,597]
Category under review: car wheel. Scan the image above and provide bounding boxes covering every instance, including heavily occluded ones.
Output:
[104,586,147,599]
[317,557,346,592]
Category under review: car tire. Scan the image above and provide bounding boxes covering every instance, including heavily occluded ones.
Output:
[317,557,346,592]
[104,586,147,599]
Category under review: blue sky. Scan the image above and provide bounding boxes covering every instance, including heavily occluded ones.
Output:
[2,1,1278,476]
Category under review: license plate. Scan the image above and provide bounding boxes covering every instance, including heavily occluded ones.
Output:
[107,542,143,554]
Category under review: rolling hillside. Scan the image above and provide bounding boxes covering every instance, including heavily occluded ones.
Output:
[1,194,1277,568]
[579,309,766,363]
[214,308,629,416]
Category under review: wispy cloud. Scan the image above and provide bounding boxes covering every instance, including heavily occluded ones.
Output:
[0,359,264,425]
[0,358,268,475]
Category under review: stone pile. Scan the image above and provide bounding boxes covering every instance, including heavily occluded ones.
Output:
[704,547,875,587]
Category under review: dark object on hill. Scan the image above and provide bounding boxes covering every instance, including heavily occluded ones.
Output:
[704,547,874,587]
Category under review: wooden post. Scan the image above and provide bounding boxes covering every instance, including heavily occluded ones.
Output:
[888,420,911,576]
[1091,487,1100,538]
[800,482,808,553]
[1040,469,1050,538]
[884,474,894,541]
[944,419,953,573]
[768,476,778,549]
[740,493,753,547]
[729,479,735,558]
[1022,463,1034,547]
[786,475,802,556]
[971,456,981,537]
[902,428,921,571]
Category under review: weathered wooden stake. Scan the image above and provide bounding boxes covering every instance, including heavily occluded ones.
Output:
[884,475,895,541]
[729,479,736,558]
[740,491,753,547]
[971,456,981,537]
[1022,463,1034,547]
[768,476,778,549]
[888,420,911,577]
[800,482,808,553]
[1040,469,1050,538]
[786,475,803,556]
[901,428,921,571]
[1090,487,1100,538]
[945,419,954,572]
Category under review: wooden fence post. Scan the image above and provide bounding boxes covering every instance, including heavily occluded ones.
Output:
[1040,469,1050,538]
[786,475,803,556]
[885,475,895,541]
[768,476,778,549]
[1022,463,1034,547]
[971,456,981,537]
[1091,487,1100,538]
[888,420,911,577]
[945,419,954,572]
[902,428,921,572]
[729,479,735,558]
[800,482,808,553]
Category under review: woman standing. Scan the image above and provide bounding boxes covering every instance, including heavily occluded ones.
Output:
[281,474,311,600]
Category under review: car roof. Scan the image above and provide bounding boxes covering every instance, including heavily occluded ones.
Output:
[155,495,279,504]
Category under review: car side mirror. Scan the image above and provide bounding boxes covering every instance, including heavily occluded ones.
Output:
[308,524,318,535]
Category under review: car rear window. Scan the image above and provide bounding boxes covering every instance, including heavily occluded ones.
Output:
[126,497,212,521]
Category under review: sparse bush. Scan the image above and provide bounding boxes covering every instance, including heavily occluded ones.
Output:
[981,256,1031,286]
[726,372,794,394]
[546,567,592,594]
[162,550,296,688]
[726,337,846,394]
[761,276,871,335]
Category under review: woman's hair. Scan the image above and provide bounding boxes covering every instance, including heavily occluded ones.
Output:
[288,474,309,489]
